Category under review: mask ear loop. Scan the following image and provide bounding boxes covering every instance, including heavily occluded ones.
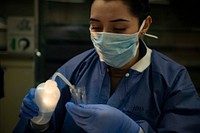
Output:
[139,20,146,32]
[139,20,159,39]
[144,33,158,39]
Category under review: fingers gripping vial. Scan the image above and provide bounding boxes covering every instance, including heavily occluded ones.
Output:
[31,72,87,125]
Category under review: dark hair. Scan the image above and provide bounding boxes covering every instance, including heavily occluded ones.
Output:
[90,0,151,25]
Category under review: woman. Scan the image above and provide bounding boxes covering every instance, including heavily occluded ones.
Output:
[14,0,200,132]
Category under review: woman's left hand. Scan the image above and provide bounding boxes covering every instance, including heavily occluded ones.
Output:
[65,102,140,133]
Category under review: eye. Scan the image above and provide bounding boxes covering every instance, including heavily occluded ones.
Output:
[90,25,103,32]
[90,26,103,32]
[113,28,126,33]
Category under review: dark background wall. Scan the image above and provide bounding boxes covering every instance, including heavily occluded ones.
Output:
[146,1,200,93]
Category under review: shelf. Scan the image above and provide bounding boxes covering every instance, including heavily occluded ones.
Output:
[0,51,34,60]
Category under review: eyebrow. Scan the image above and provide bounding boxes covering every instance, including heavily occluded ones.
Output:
[90,18,130,23]
[110,19,130,22]
[90,18,100,22]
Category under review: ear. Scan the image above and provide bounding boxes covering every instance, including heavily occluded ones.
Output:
[139,16,152,37]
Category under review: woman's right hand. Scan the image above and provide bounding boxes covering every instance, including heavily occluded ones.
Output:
[19,88,39,119]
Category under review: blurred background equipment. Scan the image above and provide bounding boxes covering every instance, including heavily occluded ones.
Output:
[0,17,6,51]
[7,17,34,53]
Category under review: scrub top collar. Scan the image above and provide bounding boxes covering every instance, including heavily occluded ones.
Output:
[130,40,152,72]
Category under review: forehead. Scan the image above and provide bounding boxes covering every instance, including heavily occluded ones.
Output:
[90,0,137,21]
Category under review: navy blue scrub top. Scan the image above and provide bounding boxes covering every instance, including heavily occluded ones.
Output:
[13,40,200,133]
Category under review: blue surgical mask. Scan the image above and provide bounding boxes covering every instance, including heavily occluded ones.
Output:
[90,21,145,68]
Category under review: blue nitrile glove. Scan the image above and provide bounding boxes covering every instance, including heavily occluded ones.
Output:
[66,102,140,133]
[19,88,39,119]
